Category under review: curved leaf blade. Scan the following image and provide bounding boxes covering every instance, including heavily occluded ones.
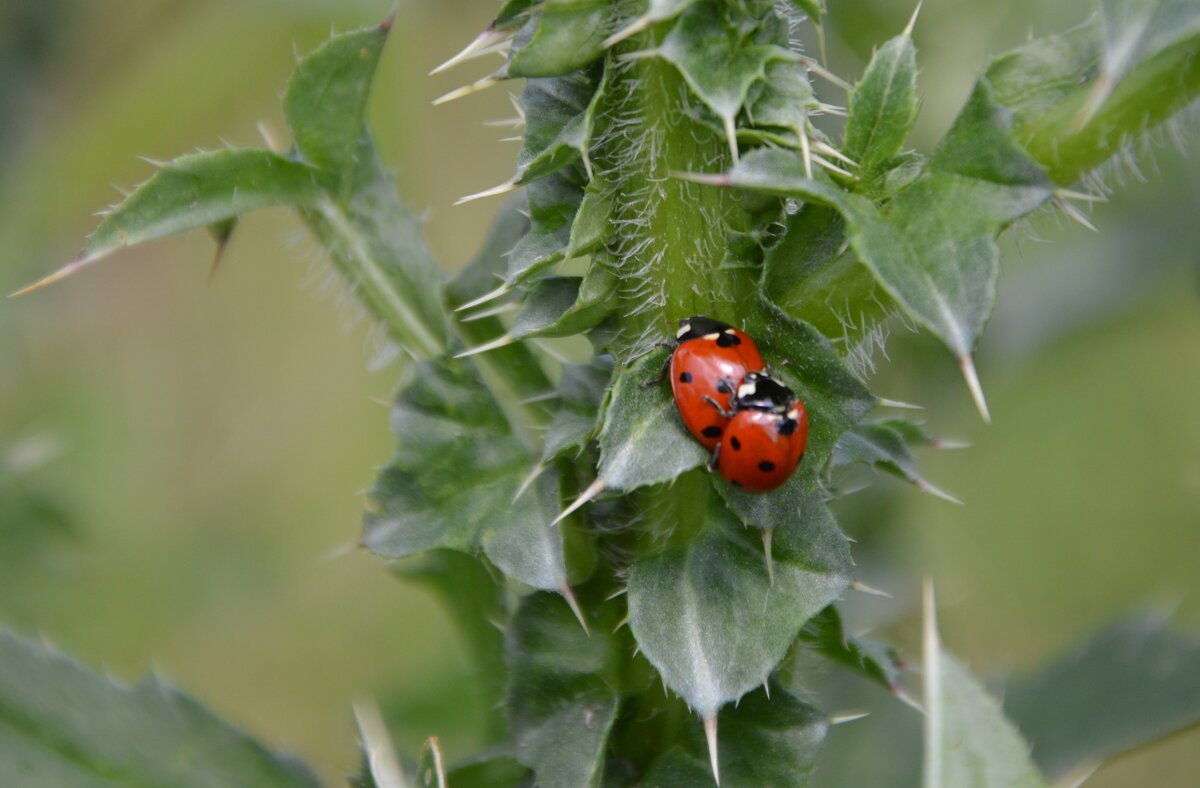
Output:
[0,629,319,788]
[844,30,918,192]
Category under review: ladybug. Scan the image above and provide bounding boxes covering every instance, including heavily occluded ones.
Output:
[711,371,808,492]
[669,316,765,451]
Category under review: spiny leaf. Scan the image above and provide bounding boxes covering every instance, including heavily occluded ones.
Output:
[923,583,1046,788]
[511,265,619,340]
[742,60,818,145]
[800,605,904,693]
[605,0,702,48]
[596,349,709,493]
[642,683,827,787]
[655,1,794,158]
[506,591,621,788]
[987,7,1200,184]
[12,150,321,296]
[284,20,389,176]
[843,26,919,193]
[628,488,851,716]
[1004,613,1200,782]
[0,628,319,787]
[542,356,614,464]
[364,358,570,594]
[833,419,958,501]
[513,71,601,187]
[507,1,615,79]
[506,173,585,286]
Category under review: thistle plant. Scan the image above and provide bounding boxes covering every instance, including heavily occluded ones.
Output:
[7,1,1200,786]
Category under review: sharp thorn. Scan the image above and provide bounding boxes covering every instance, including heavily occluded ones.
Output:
[1055,188,1107,203]
[561,584,591,636]
[256,121,283,153]
[516,390,560,405]
[136,155,169,168]
[850,579,893,598]
[929,437,971,450]
[353,698,407,788]
[453,334,515,358]
[455,179,517,205]
[903,0,923,37]
[429,26,506,75]
[602,15,652,49]
[513,464,546,503]
[723,115,740,165]
[813,153,855,179]
[671,170,732,187]
[454,283,511,312]
[831,710,871,725]
[9,254,102,297]
[703,714,721,786]
[762,529,776,586]
[812,139,858,167]
[460,300,519,322]
[877,397,924,410]
[799,56,852,91]
[799,126,814,180]
[763,680,771,699]
[915,478,964,505]
[959,355,991,424]
[551,477,605,526]
[433,74,502,106]
[1058,198,1099,232]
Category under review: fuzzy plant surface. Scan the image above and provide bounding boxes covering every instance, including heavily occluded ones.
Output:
[8,1,1200,787]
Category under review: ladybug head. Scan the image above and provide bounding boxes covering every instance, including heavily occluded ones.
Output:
[676,315,734,342]
[734,371,795,413]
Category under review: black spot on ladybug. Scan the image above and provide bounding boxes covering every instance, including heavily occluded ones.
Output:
[716,377,733,394]
[679,371,693,383]
[778,418,798,436]
[731,479,743,487]
[758,461,776,473]
[702,425,723,439]
[715,331,742,348]
[730,436,741,451]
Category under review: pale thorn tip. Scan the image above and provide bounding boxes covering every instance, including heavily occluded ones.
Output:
[602,14,653,49]
[1058,198,1099,232]
[256,121,283,153]
[703,714,721,786]
[9,254,101,298]
[455,179,517,206]
[959,355,991,424]
[429,26,506,75]
[550,477,605,526]
[930,437,971,450]
[799,126,814,180]
[762,529,776,586]
[512,464,546,504]
[798,56,853,91]
[452,333,515,359]
[723,115,740,165]
[877,397,924,410]
[895,685,925,713]
[517,390,560,405]
[812,139,857,168]
[561,584,591,636]
[454,283,511,312]
[903,1,923,37]
[433,74,501,106]
[763,680,771,700]
[1055,188,1107,203]
[915,478,963,505]
[812,153,855,179]
[605,586,628,601]
[136,155,169,169]
[612,613,630,633]
[850,579,893,598]
[831,710,871,725]
[353,698,408,788]
[460,300,519,322]
[671,170,732,187]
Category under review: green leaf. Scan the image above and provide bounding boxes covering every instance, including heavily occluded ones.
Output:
[642,683,827,787]
[506,173,585,286]
[283,20,386,176]
[924,587,1046,788]
[628,489,851,715]
[511,265,619,340]
[284,21,388,176]
[507,1,614,79]
[785,0,823,22]
[506,591,621,788]
[742,60,817,145]
[988,5,1200,184]
[1004,614,1200,782]
[0,629,319,787]
[843,29,919,192]
[515,71,604,185]
[542,356,614,463]
[833,419,957,500]
[800,605,904,693]
[655,2,793,154]
[364,358,570,594]
[597,350,709,493]
[13,149,322,295]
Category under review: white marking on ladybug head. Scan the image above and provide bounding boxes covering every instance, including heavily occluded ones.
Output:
[737,381,758,399]
[703,332,721,340]
[676,322,692,339]
[787,408,799,421]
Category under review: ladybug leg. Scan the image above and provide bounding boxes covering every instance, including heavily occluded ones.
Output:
[641,358,670,387]
[701,394,734,419]
[708,442,721,472]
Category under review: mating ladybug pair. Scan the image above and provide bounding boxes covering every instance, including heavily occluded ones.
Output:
[666,316,809,492]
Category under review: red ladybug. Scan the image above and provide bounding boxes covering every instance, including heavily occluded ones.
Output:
[712,371,808,492]
[669,316,765,451]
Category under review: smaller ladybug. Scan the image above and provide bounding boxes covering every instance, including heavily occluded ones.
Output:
[668,316,765,451]
[709,371,808,493]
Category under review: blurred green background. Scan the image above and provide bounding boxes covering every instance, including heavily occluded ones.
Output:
[0,0,1196,784]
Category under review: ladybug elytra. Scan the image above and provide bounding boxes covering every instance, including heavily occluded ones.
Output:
[711,371,808,492]
[668,316,766,451]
